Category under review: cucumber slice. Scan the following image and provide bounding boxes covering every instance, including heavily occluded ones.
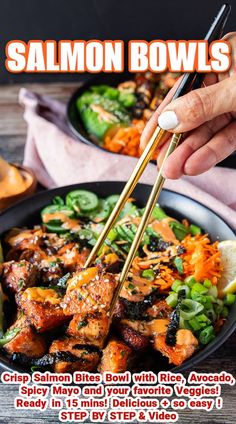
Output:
[66,190,99,213]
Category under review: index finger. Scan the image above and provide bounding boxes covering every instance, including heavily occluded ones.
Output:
[140,72,218,151]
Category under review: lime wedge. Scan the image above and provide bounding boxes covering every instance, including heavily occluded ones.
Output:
[218,240,236,297]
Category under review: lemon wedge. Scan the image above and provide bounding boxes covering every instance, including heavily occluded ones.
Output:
[218,240,236,297]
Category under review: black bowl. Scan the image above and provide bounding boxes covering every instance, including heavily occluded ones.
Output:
[0,181,235,373]
[67,75,236,169]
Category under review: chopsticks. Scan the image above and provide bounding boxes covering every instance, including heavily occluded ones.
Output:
[108,131,182,313]
[85,3,231,318]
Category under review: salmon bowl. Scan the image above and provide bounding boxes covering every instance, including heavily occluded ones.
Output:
[0,181,235,374]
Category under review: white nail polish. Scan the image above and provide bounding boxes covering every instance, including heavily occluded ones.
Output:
[158,111,179,130]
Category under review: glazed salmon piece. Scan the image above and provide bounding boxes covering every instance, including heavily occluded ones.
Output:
[17,287,68,332]
[67,310,109,347]
[1,260,38,294]
[120,318,170,337]
[62,267,116,316]
[49,337,101,373]
[100,339,132,373]
[153,329,198,366]
[4,314,46,358]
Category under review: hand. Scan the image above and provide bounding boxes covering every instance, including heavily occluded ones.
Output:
[140,33,236,179]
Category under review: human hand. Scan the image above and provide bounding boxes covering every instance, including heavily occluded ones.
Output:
[140,33,236,179]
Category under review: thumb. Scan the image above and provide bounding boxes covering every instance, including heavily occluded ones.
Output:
[157,75,236,133]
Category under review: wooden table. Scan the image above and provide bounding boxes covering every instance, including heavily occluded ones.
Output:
[0,82,235,424]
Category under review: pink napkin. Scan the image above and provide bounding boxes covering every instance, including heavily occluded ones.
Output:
[19,87,236,230]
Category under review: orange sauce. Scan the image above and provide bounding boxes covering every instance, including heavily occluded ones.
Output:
[151,217,178,243]
[43,212,80,230]
[0,162,30,198]
[67,267,98,292]
[22,288,61,305]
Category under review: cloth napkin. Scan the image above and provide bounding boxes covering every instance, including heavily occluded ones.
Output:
[19,88,236,230]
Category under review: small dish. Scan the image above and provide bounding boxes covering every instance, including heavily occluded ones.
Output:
[0,164,37,210]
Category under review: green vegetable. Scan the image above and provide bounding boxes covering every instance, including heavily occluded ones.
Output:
[107,228,118,242]
[189,314,211,331]
[91,85,119,99]
[0,327,21,347]
[31,366,43,372]
[169,221,189,241]
[88,199,111,222]
[173,257,183,274]
[205,308,216,322]
[116,223,137,244]
[203,279,212,288]
[89,85,136,109]
[191,282,208,295]
[166,290,186,346]
[118,91,136,108]
[176,284,190,298]
[189,224,202,235]
[196,313,211,325]
[44,220,67,234]
[66,190,99,213]
[179,316,192,330]
[184,276,197,288]
[77,90,130,140]
[224,293,236,305]
[172,280,183,292]
[188,317,202,331]
[142,269,155,281]
[41,205,74,233]
[18,278,25,288]
[118,201,138,220]
[41,204,74,220]
[199,325,215,345]
[106,194,120,210]
[77,229,98,246]
[180,299,204,320]
[53,196,64,206]
[207,285,218,298]
[191,292,207,303]
[166,292,178,308]
[151,205,167,221]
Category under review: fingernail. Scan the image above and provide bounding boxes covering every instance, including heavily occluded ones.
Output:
[158,111,179,130]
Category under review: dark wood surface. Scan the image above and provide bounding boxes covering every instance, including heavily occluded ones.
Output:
[0,82,235,424]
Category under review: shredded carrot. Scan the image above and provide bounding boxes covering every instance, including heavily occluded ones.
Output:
[131,233,222,292]
[131,256,179,292]
[181,234,222,284]
[103,119,158,160]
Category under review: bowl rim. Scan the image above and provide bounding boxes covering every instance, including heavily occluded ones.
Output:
[0,181,235,374]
